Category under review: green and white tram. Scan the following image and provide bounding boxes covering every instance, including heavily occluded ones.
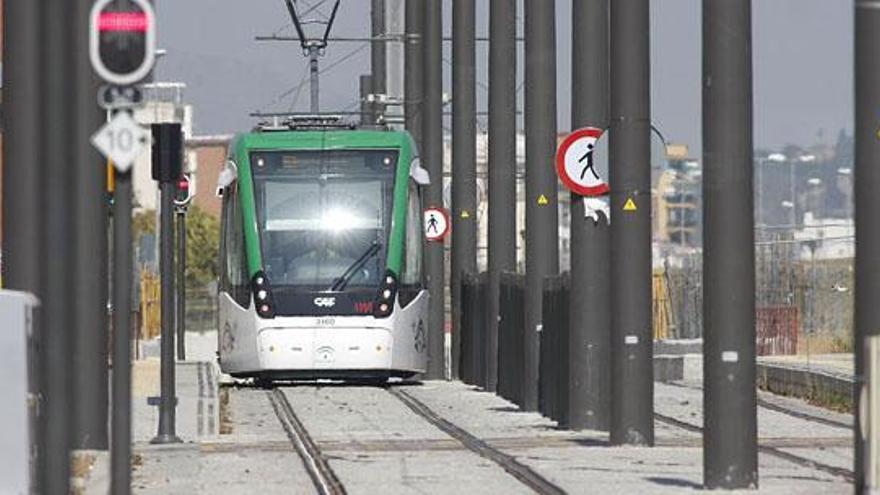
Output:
[216,119,430,382]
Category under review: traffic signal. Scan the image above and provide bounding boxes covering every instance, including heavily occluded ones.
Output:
[151,123,183,183]
[89,0,156,86]
[174,174,195,208]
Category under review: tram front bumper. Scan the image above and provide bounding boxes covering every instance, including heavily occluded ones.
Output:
[257,326,394,371]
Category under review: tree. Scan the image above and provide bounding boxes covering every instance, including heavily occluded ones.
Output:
[184,205,220,289]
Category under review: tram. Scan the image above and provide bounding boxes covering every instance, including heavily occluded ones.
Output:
[216,117,430,382]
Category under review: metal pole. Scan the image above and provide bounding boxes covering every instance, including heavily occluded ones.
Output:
[523,0,558,412]
[486,0,517,392]
[702,0,757,487]
[451,0,477,381]
[41,0,77,491]
[111,167,134,495]
[569,0,611,431]
[423,0,445,379]
[609,0,654,446]
[360,74,374,124]
[309,46,320,113]
[152,182,182,444]
[404,0,423,148]
[72,0,110,453]
[3,0,46,490]
[855,1,880,490]
[372,0,387,123]
[176,210,187,361]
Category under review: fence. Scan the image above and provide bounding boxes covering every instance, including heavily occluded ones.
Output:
[137,268,218,341]
[496,272,525,406]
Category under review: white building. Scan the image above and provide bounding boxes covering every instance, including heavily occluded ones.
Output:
[794,212,854,260]
[131,82,194,212]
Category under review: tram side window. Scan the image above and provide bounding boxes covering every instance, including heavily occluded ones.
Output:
[224,183,250,308]
[399,181,424,306]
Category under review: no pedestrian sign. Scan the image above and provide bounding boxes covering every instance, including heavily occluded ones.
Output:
[423,207,450,242]
[556,127,610,197]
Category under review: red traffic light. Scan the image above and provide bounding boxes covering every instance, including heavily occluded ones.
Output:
[89,0,156,86]
[98,12,149,32]
[177,178,189,191]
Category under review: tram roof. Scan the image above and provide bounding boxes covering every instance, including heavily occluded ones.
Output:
[233,129,414,153]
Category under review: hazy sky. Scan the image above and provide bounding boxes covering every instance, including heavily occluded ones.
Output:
[155,1,853,153]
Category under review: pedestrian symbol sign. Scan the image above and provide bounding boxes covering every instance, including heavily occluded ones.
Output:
[424,207,450,242]
[623,198,637,211]
[555,127,610,197]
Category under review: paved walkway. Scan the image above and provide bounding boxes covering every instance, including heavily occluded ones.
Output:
[119,332,854,494]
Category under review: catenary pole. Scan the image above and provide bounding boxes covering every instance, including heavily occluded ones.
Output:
[569,0,611,431]
[702,0,758,487]
[451,0,477,380]
[423,0,445,379]
[854,0,880,490]
[42,0,77,491]
[73,0,110,453]
[371,0,387,123]
[404,0,423,148]
[523,0,558,412]
[486,0,517,392]
[2,0,46,490]
[609,0,654,446]
[360,74,374,124]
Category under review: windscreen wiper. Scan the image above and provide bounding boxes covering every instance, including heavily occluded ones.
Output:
[329,241,382,292]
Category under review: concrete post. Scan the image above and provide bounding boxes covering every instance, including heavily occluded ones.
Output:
[702,0,758,487]
[609,0,654,446]
[451,0,477,380]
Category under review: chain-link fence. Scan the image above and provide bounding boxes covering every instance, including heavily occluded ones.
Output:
[657,231,853,355]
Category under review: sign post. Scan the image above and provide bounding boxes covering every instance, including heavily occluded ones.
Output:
[89,1,157,492]
[174,174,194,361]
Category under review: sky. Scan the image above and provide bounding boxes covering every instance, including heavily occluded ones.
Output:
[155,0,853,154]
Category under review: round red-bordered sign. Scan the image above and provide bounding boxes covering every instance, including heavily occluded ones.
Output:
[556,127,610,196]
[423,207,450,242]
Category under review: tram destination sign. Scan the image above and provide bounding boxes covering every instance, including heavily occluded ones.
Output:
[89,0,157,86]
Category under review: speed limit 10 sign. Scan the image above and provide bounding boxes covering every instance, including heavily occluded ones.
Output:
[89,0,157,86]
[91,111,150,173]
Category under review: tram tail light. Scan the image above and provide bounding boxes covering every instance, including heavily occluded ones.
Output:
[252,271,276,318]
[373,271,398,318]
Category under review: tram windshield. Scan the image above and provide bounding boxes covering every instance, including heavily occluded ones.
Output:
[250,149,398,291]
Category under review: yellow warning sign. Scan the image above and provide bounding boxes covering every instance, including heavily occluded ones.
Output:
[623,198,637,211]
[461,210,471,219]
[537,194,550,206]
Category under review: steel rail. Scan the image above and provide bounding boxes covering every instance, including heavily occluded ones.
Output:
[664,381,853,430]
[654,412,854,483]
[267,389,347,495]
[388,387,567,495]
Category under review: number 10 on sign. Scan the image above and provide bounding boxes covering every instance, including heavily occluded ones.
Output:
[91,111,151,173]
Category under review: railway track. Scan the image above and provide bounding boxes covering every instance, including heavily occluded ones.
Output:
[388,386,568,495]
[267,388,347,495]
[653,412,854,483]
[665,381,853,430]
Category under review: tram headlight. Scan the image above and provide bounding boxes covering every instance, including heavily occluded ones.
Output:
[374,270,397,318]
[252,271,275,318]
